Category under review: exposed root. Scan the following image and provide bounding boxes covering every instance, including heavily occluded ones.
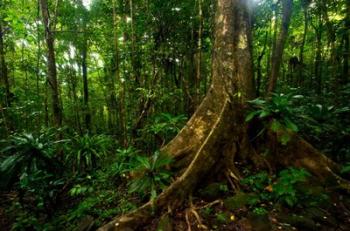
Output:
[185,198,223,231]
[265,130,350,192]
[197,199,223,210]
[330,171,350,193]
[98,98,234,231]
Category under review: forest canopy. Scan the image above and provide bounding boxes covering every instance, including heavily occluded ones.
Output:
[0,0,349,230]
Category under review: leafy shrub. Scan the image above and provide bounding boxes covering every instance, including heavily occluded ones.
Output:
[0,130,65,189]
[272,168,311,206]
[8,202,44,231]
[246,93,302,144]
[142,113,187,144]
[241,171,271,193]
[296,102,350,161]
[241,168,319,208]
[341,163,350,174]
[65,134,113,173]
[127,151,173,200]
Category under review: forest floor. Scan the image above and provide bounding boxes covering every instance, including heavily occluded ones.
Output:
[140,165,350,231]
[142,185,350,230]
[1,175,350,231]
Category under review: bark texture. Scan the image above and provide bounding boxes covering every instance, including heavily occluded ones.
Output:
[0,22,10,107]
[268,0,293,93]
[40,0,62,127]
[98,1,253,230]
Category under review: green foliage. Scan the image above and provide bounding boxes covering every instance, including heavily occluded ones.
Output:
[295,99,350,160]
[241,168,323,209]
[341,163,350,174]
[215,212,229,224]
[0,129,65,189]
[9,202,43,231]
[273,168,311,207]
[253,207,268,216]
[142,113,187,144]
[65,134,112,173]
[246,94,302,144]
[69,184,94,197]
[127,151,173,200]
[241,171,271,193]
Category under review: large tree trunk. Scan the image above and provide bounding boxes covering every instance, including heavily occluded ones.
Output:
[267,0,293,93]
[40,0,63,127]
[98,0,345,230]
[98,1,254,230]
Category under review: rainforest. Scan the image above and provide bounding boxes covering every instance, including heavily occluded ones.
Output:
[0,0,350,230]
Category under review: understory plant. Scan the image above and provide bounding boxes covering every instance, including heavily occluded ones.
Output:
[0,129,65,189]
[246,93,302,144]
[241,168,325,209]
[65,134,113,173]
[127,151,173,200]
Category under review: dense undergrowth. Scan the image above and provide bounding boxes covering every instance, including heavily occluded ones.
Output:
[1,89,350,230]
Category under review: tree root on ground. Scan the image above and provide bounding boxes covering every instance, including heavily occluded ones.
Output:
[98,91,350,231]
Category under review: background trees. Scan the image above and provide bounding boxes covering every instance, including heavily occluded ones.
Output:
[0,0,349,230]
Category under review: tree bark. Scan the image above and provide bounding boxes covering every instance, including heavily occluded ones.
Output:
[313,16,323,93]
[256,31,268,97]
[298,1,309,86]
[343,0,350,84]
[113,0,127,146]
[129,0,140,86]
[195,0,203,107]
[98,0,254,229]
[267,0,293,94]
[40,0,63,127]
[81,39,91,131]
[0,22,10,107]
[77,0,91,131]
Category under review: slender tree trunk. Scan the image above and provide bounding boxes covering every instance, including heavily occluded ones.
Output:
[40,0,62,127]
[129,0,140,86]
[0,20,12,134]
[78,2,91,131]
[81,40,90,131]
[343,0,350,83]
[0,23,10,107]
[314,17,323,94]
[113,0,127,146]
[36,0,42,128]
[257,31,268,96]
[298,3,308,86]
[267,0,293,93]
[267,4,278,80]
[195,0,203,107]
